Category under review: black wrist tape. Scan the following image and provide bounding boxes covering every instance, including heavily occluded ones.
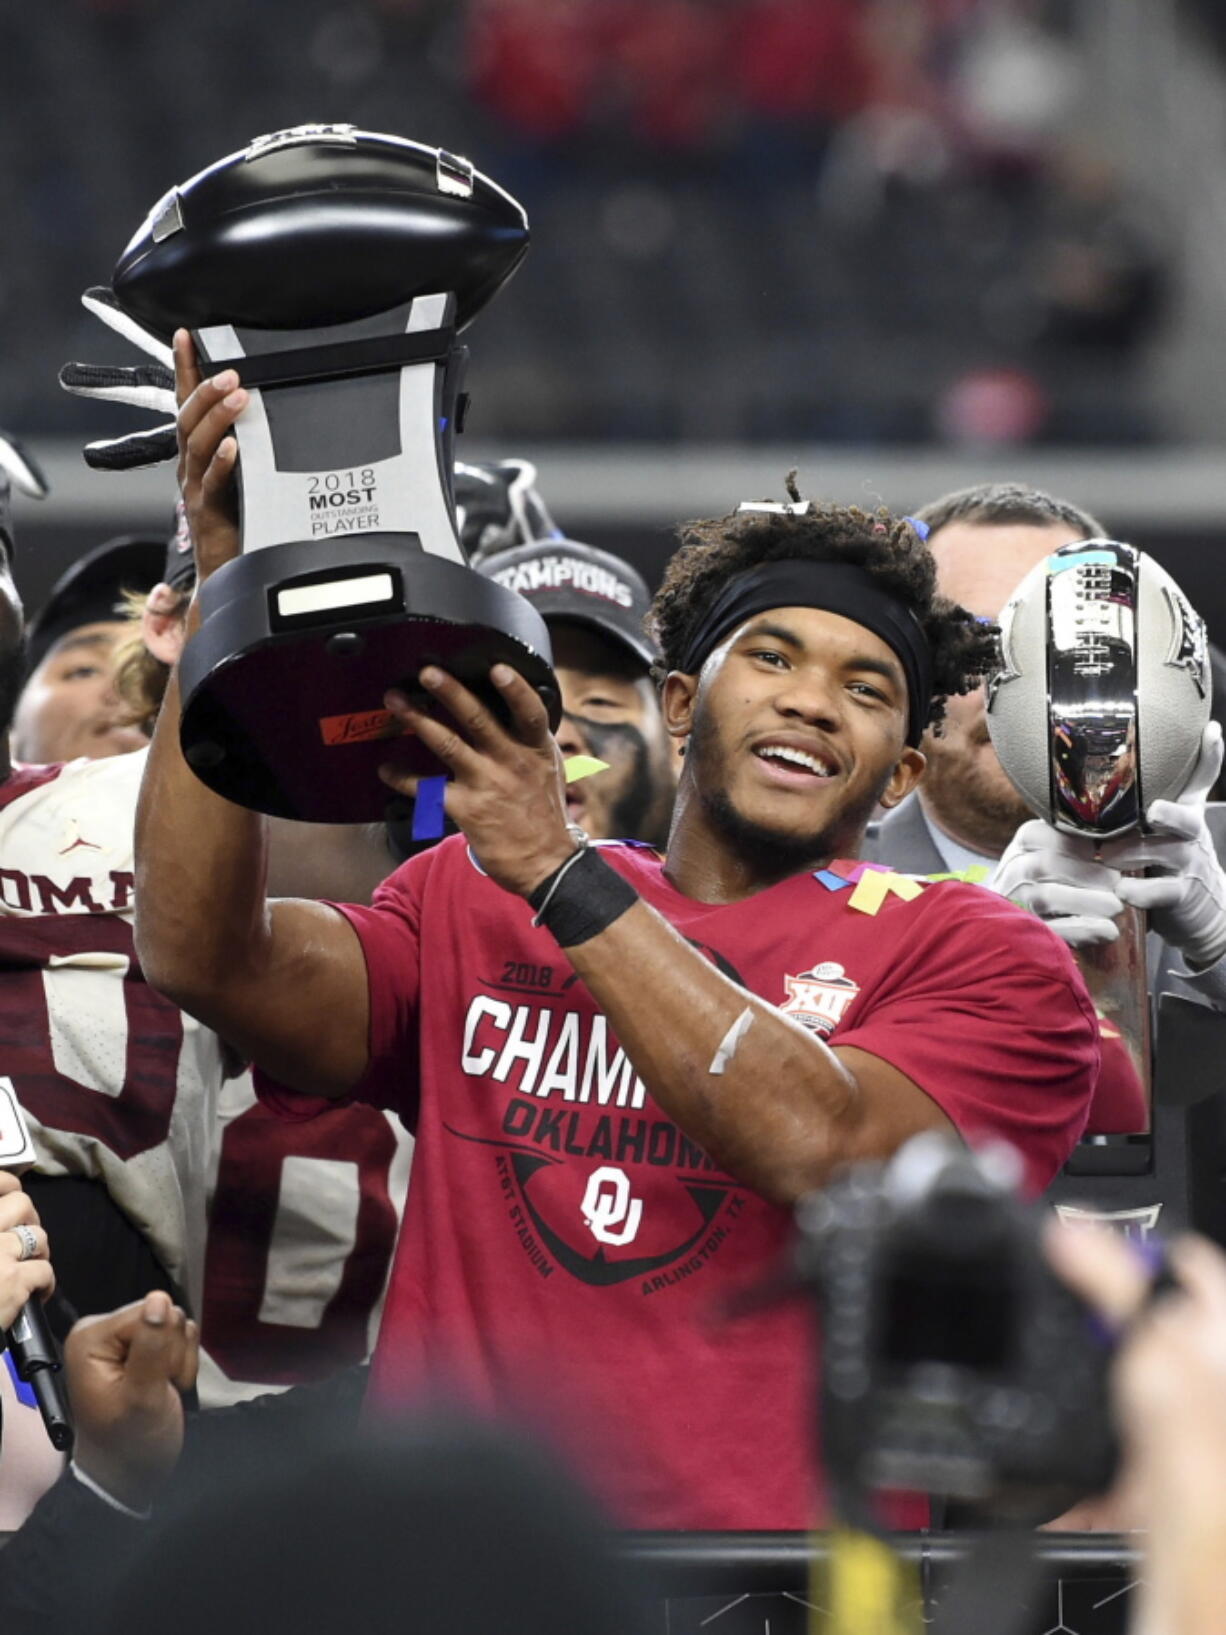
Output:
[528,847,639,947]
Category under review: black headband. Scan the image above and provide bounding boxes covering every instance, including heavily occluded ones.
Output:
[678,559,934,746]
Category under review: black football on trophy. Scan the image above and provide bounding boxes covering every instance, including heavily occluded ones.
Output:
[112,124,529,339]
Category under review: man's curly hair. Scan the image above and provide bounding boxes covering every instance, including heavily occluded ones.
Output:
[648,483,999,734]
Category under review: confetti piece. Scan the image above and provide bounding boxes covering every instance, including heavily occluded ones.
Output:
[815,869,854,892]
[848,868,925,915]
[814,1528,922,1635]
[838,860,895,883]
[564,755,611,784]
[411,775,448,841]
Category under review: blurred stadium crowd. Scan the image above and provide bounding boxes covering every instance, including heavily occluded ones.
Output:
[4,0,1169,447]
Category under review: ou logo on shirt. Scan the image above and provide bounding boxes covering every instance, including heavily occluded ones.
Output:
[581,1167,643,1246]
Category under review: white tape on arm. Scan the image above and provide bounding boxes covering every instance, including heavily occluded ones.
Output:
[709,1007,755,1075]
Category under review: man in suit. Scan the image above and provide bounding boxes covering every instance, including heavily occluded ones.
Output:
[863,483,1103,880]
[863,482,1226,1016]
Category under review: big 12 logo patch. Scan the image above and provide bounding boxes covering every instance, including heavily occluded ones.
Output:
[779,962,860,1038]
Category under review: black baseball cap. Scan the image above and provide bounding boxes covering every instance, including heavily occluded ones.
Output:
[477,538,658,671]
[26,534,166,674]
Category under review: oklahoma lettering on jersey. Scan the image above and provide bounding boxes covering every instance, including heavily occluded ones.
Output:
[274,836,1098,1530]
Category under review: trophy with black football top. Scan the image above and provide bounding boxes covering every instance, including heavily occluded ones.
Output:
[107,123,557,822]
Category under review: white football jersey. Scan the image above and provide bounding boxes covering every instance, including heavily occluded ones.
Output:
[0,752,218,1315]
[196,1072,411,1406]
[0,751,412,1405]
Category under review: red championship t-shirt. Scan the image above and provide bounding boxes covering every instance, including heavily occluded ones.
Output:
[285,839,1098,1530]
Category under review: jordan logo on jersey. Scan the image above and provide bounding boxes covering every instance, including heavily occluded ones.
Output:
[780,962,860,1036]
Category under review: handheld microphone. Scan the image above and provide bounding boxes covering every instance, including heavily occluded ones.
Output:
[0,1079,74,1452]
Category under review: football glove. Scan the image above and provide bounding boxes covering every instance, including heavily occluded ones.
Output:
[996,723,1226,970]
[59,286,177,471]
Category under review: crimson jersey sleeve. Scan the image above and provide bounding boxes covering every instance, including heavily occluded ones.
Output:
[831,883,1100,1194]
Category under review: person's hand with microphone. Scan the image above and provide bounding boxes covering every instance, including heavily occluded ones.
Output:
[0,1171,53,1330]
[995,723,1226,986]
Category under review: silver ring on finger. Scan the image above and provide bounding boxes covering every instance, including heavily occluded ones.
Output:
[8,1224,38,1263]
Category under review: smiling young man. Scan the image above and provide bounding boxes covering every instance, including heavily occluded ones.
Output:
[135,347,1100,1530]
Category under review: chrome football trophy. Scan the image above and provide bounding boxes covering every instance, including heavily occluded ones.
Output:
[987,540,1212,1116]
[104,124,556,822]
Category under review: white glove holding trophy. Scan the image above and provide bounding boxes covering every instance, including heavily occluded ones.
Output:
[996,722,1226,970]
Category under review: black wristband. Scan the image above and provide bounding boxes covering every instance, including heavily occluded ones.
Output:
[528,847,639,948]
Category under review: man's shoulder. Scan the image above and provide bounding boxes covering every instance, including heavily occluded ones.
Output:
[905,873,1094,999]
[824,867,1009,921]
[903,872,1021,920]
[894,866,1054,926]
[751,858,1060,968]
[828,864,1088,979]
[1,748,146,817]
[0,760,67,814]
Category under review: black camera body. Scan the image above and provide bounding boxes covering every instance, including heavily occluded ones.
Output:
[798,1135,1118,1524]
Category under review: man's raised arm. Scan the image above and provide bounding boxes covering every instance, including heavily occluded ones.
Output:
[133,334,370,1098]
